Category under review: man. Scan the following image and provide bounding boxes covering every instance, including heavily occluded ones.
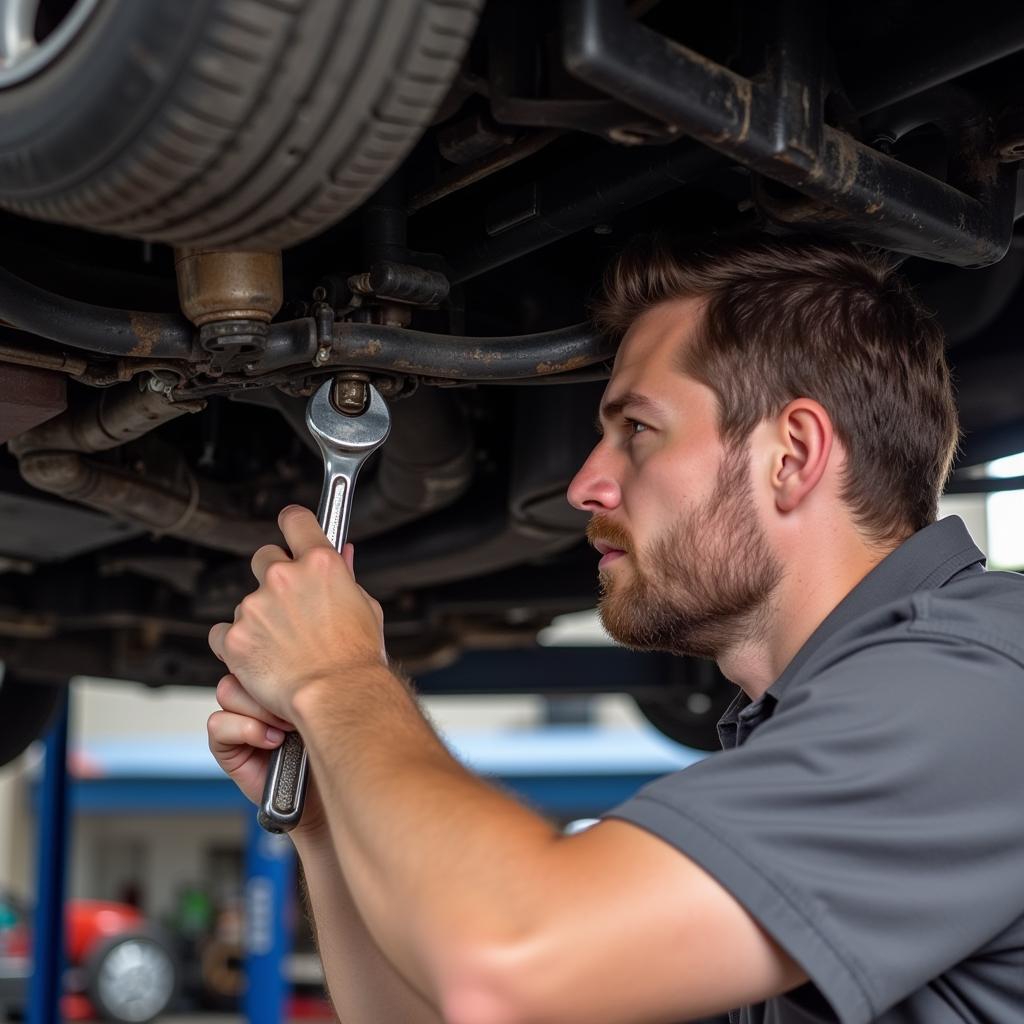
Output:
[207,236,1024,1023]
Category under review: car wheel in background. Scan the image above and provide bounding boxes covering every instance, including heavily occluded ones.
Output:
[634,659,736,752]
[84,927,178,1024]
[0,669,64,768]
[0,0,483,248]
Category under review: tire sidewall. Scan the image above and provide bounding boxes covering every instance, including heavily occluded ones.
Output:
[0,0,211,197]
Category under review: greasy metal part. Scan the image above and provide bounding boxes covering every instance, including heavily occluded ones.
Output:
[563,0,1018,268]
[348,262,450,306]
[332,375,370,416]
[0,264,194,358]
[0,365,67,444]
[0,333,89,377]
[7,383,279,557]
[173,249,283,327]
[328,319,615,380]
[9,382,204,457]
[15,452,276,556]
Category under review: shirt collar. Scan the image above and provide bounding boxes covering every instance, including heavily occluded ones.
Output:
[765,515,985,702]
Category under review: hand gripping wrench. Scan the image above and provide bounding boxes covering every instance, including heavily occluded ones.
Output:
[258,378,391,833]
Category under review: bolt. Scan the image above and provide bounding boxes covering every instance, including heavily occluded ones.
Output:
[312,285,327,302]
[314,345,331,365]
[593,224,613,235]
[348,272,373,295]
[332,378,369,416]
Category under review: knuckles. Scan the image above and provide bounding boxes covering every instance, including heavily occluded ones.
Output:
[262,560,292,590]
[303,546,338,573]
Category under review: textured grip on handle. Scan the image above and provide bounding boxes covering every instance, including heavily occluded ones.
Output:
[258,732,309,833]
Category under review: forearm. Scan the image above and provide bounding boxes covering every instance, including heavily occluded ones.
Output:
[293,668,560,1002]
[292,829,446,1024]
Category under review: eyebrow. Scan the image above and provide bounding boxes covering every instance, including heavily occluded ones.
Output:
[595,391,664,433]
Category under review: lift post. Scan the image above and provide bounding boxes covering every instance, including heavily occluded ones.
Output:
[28,689,70,1024]
[244,815,296,1020]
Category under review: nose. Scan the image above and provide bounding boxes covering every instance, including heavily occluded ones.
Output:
[567,442,622,512]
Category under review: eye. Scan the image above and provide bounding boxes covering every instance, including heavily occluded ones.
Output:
[625,417,649,437]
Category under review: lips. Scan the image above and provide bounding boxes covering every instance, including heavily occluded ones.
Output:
[590,537,627,569]
[598,549,626,569]
[586,516,631,568]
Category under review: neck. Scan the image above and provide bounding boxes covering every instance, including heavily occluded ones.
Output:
[717,531,896,701]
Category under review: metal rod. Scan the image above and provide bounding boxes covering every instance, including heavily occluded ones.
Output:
[330,319,616,379]
[0,264,194,358]
[563,0,1017,268]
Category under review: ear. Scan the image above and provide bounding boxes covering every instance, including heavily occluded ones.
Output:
[771,399,833,514]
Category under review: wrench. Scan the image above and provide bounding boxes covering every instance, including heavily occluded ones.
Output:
[258,378,391,833]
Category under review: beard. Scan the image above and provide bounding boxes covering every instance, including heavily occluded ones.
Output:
[587,443,782,661]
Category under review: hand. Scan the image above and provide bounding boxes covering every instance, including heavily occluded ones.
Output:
[207,505,387,721]
[207,672,329,840]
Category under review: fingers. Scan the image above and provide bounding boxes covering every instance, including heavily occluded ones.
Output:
[208,621,229,662]
[278,505,332,558]
[342,542,355,574]
[251,543,290,585]
[215,674,292,731]
[208,709,287,759]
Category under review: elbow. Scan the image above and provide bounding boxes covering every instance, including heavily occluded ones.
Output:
[438,946,542,1024]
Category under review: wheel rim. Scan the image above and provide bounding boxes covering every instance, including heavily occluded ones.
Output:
[95,938,174,1022]
[0,0,101,87]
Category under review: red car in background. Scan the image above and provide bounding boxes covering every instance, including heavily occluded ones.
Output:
[0,889,176,1023]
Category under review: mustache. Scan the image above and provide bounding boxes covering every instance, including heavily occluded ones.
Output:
[586,514,632,552]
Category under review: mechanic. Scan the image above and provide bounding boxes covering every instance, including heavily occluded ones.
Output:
[206,235,1024,1024]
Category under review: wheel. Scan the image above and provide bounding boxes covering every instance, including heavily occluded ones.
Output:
[84,928,178,1024]
[0,669,65,767]
[0,0,483,248]
[634,658,736,752]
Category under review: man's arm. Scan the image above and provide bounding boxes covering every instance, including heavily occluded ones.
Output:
[292,668,806,1024]
[292,831,444,1024]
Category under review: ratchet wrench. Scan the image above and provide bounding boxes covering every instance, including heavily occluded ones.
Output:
[258,377,391,833]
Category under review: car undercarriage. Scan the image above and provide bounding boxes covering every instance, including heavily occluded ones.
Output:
[1,0,1023,760]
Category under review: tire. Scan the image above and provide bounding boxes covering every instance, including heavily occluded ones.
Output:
[0,0,483,249]
[634,659,736,752]
[0,670,65,768]
[84,928,178,1024]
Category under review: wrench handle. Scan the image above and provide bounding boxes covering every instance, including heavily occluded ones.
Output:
[258,468,353,833]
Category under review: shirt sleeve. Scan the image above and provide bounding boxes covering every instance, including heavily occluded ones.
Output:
[605,631,1024,1024]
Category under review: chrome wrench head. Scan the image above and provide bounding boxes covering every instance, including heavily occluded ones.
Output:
[258,377,391,833]
[306,380,392,549]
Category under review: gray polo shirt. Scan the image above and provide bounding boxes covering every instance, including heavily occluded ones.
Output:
[607,515,1024,1023]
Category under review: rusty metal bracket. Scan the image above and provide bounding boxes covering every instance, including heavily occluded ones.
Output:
[563,0,1019,267]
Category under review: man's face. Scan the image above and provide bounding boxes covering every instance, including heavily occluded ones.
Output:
[567,299,782,660]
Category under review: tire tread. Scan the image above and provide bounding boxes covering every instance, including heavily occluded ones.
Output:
[1,0,483,248]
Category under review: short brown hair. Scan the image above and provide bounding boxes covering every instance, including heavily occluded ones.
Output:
[592,234,960,547]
